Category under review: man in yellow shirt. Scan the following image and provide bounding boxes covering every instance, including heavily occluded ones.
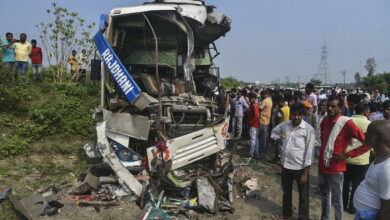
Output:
[66,50,78,82]
[342,103,371,214]
[14,33,32,83]
[271,94,290,164]
[259,90,273,155]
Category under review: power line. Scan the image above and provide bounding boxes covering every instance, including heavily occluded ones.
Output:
[313,40,331,85]
[341,69,346,89]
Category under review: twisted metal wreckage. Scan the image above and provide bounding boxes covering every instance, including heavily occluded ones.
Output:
[88,0,232,195]
[5,1,234,219]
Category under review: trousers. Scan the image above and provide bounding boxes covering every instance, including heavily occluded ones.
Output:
[249,126,259,156]
[259,124,269,153]
[282,167,310,220]
[232,116,243,138]
[15,61,28,82]
[343,163,369,211]
[319,171,344,220]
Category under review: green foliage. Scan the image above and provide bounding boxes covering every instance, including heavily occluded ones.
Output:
[310,78,322,86]
[56,82,87,97]
[220,76,244,90]
[14,124,48,142]
[365,57,376,77]
[354,72,362,88]
[36,2,96,83]
[362,72,390,93]
[30,83,96,137]
[0,75,99,159]
[0,137,29,159]
[44,144,72,155]
[0,84,28,112]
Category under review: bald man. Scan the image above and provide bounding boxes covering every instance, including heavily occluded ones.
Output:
[353,120,390,220]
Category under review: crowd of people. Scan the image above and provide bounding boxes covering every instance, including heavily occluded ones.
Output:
[1,32,88,87]
[217,83,390,220]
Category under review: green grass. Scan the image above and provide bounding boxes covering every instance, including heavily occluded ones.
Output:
[0,68,102,219]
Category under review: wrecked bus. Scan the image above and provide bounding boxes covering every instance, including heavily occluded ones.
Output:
[88,0,231,195]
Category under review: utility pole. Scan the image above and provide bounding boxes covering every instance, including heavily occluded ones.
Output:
[314,40,330,85]
[341,69,346,89]
[297,76,301,90]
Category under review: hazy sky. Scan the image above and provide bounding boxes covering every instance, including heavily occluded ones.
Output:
[1,0,389,84]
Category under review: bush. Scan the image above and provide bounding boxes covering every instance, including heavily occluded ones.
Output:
[0,137,29,158]
[44,144,72,155]
[0,85,28,112]
[60,96,94,136]
[30,83,95,137]
[56,82,87,98]
[0,79,99,158]
[14,124,48,142]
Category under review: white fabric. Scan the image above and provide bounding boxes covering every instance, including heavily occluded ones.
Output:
[315,113,327,148]
[318,94,327,101]
[271,120,315,170]
[354,157,390,211]
[323,116,350,167]
[77,54,89,70]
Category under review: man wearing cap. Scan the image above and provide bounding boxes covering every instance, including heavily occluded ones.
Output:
[303,100,316,128]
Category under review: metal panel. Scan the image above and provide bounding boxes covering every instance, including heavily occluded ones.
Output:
[103,109,150,141]
[106,130,129,147]
[147,118,228,170]
[96,121,142,196]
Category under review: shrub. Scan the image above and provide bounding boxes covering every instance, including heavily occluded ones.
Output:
[56,82,87,98]
[44,144,72,155]
[0,137,29,158]
[14,124,48,142]
[31,100,62,134]
[0,85,27,112]
[30,83,95,137]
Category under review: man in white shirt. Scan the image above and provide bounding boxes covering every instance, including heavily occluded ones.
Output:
[271,102,316,220]
[77,49,89,83]
[315,99,328,157]
[353,120,390,220]
[318,90,327,102]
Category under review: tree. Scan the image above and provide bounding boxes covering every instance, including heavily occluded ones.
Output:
[220,76,244,91]
[362,72,390,93]
[36,2,95,83]
[309,78,322,86]
[354,72,361,88]
[365,57,376,77]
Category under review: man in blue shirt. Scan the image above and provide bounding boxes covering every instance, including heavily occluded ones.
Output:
[232,91,249,139]
[1,32,16,87]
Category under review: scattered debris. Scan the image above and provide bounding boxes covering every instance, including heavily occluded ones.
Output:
[243,177,258,192]
[0,187,9,200]
[5,0,235,219]
[138,203,170,220]
[7,190,49,220]
[233,158,252,167]
[96,121,143,196]
[196,178,217,213]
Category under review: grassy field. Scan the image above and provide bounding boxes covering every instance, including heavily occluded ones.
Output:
[0,69,102,219]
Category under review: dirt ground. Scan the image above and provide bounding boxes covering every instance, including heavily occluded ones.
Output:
[223,139,355,220]
[44,139,355,220]
[2,139,356,220]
